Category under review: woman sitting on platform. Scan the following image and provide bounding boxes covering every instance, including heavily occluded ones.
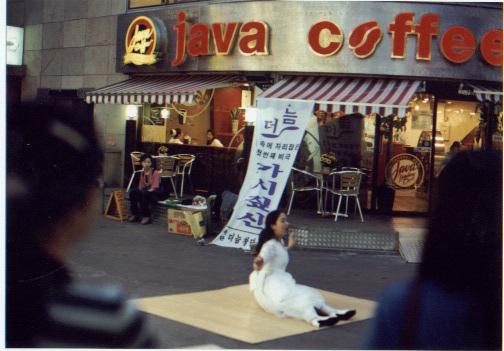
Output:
[128,154,161,225]
[249,210,356,327]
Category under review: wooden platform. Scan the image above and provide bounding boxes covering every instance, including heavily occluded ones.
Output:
[133,284,376,344]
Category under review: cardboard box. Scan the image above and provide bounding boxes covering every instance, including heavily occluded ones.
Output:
[167,208,206,238]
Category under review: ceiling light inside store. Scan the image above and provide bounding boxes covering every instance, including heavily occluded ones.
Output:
[414,105,420,111]
[161,108,170,119]
[244,107,258,124]
[447,101,452,104]
[126,105,139,120]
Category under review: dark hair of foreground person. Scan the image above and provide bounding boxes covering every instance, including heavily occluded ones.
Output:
[365,150,502,350]
[7,102,157,348]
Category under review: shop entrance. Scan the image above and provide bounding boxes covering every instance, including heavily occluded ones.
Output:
[368,96,481,214]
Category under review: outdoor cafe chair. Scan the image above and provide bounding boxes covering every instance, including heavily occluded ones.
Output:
[173,154,196,197]
[287,167,323,215]
[152,155,179,199]
[125,151,145,193]
[325,170,364,222]
[130,151,144,172]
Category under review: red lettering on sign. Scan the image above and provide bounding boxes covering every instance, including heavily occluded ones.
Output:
[212,22,239,55]
[440,26,476,64]
[308,20,344,57]
[414,13,439,60]
[238,21,269,56]
[480,29,503,67]
[188,23,210,56]
[172,11,187,66]
[388,12,415,59]
[348,20,382,58]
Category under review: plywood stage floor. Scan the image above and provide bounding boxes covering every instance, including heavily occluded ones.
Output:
[133,284,376,344]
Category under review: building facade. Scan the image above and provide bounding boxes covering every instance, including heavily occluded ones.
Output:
[8,0,503,214]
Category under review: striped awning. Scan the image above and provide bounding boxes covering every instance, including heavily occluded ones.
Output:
[85,75,244,104]
[459,83,502,103]
[259,76,423,116]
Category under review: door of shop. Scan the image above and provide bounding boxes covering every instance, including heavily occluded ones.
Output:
[367,95,486,215]
[365,95,436,215]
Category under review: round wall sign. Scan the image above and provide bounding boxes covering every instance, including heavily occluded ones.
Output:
[124,16,160,65]
[385,153,425,190]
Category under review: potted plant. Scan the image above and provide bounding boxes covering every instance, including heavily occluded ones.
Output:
[380,114,407,142]
[230,107,240,134]
[157,145,169,156]
[320,152,337,174]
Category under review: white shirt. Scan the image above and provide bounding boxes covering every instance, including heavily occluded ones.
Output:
[209,138,224,147]
[168,138,183,144]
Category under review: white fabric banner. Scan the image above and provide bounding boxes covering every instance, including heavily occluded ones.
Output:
[212,98,314,250]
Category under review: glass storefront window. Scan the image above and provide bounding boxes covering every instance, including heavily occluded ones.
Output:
[291,95,484,215]
[373,94,433,213]
[436,100,481,174]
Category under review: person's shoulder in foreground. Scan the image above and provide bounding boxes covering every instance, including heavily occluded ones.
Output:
[364,280,490,350]
[35,283,157,348]
[7,102,158,348]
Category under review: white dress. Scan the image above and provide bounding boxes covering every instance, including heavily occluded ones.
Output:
[249,239,337,322]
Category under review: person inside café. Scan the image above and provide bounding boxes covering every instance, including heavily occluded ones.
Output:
[168,128,183,144]
[443,141,461,164]
[183,134,192,145]
[207,129,224,147]
[315,110,327,127]
[128,154,161,225]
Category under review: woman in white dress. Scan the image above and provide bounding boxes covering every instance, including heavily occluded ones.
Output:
[249,210,356,327]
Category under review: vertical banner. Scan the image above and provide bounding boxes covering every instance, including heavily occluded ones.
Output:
[212,99,314,250]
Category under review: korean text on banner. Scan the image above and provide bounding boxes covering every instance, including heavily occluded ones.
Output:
[212,99,314,250]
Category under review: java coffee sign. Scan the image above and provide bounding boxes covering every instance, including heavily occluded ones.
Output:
[117,5,502,79]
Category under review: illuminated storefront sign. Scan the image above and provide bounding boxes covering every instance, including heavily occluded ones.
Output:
[307,13,501,66]
[6,26,24,66]
[125,12,269,67]
[305,13,500,65]
[124,16,164,65]
[117,3,501,80]
[171,11,269,66]
[124,11,501,67]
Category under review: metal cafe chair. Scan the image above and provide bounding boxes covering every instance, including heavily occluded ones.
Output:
[152,155,179,199]
[173,154,196,197]
[130,151,144,172]
[126,170,142,193]
[287,167,323,215]
[125,151,145,193]
[325,170,364,222]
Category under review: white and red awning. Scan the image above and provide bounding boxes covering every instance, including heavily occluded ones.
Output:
[259,76,423,116]
[85,75,244,104]
[459,83,502,104]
